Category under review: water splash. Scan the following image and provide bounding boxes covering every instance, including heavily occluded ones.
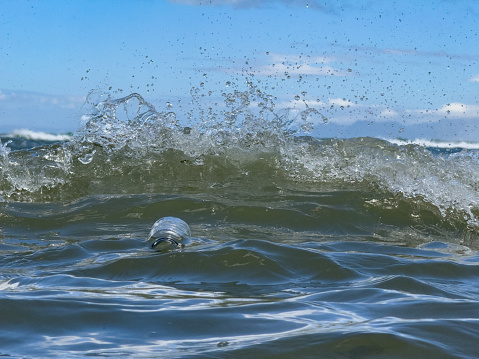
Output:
[0,138,72,202]
[1,84,479,235]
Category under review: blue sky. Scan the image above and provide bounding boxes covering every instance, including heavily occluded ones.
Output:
[1,0,478,140]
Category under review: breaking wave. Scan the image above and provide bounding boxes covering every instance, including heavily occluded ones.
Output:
[1,85,479,233]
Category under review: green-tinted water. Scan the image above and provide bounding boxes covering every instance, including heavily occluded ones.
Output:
[1,93,479,358]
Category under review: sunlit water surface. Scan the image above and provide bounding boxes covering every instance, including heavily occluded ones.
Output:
[1,92,479,358]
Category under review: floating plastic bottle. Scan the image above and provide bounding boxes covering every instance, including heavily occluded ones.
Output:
[147,217,191,248]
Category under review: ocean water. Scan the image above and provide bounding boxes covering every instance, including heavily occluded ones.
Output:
[1,89,479,358]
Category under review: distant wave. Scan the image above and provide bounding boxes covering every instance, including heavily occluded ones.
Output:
[383,137,479,150]
[5,129,71,141]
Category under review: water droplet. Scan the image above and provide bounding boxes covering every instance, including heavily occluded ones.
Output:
[294,95,301,101]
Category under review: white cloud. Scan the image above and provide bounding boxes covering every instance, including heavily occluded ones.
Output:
[405,102,479,121]
[469,74,479,82]
[272,98,479,127]
[384,48,418,56]
[436,102,479,118]
[269,53,333,64]
[384,48,451,58]
[273,97,365,125]
[328,98,356,107]
[379,109,399,118]
[253,63,349,77]
[277,97,359,111]
[276,99,326,109]
[239,52,352,78]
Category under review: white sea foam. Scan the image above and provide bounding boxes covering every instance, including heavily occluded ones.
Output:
[383,138,479,150]
[6,129,71,141]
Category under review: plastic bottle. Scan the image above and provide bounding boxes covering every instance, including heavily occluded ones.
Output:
[147,217,191,248]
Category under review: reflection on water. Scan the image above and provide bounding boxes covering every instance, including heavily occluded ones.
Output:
[1,92,479,357]
[1,191,478,358]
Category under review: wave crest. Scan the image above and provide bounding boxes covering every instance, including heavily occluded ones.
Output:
[1,89,479,234]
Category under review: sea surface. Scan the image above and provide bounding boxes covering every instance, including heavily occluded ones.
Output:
[1,90,479,358]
